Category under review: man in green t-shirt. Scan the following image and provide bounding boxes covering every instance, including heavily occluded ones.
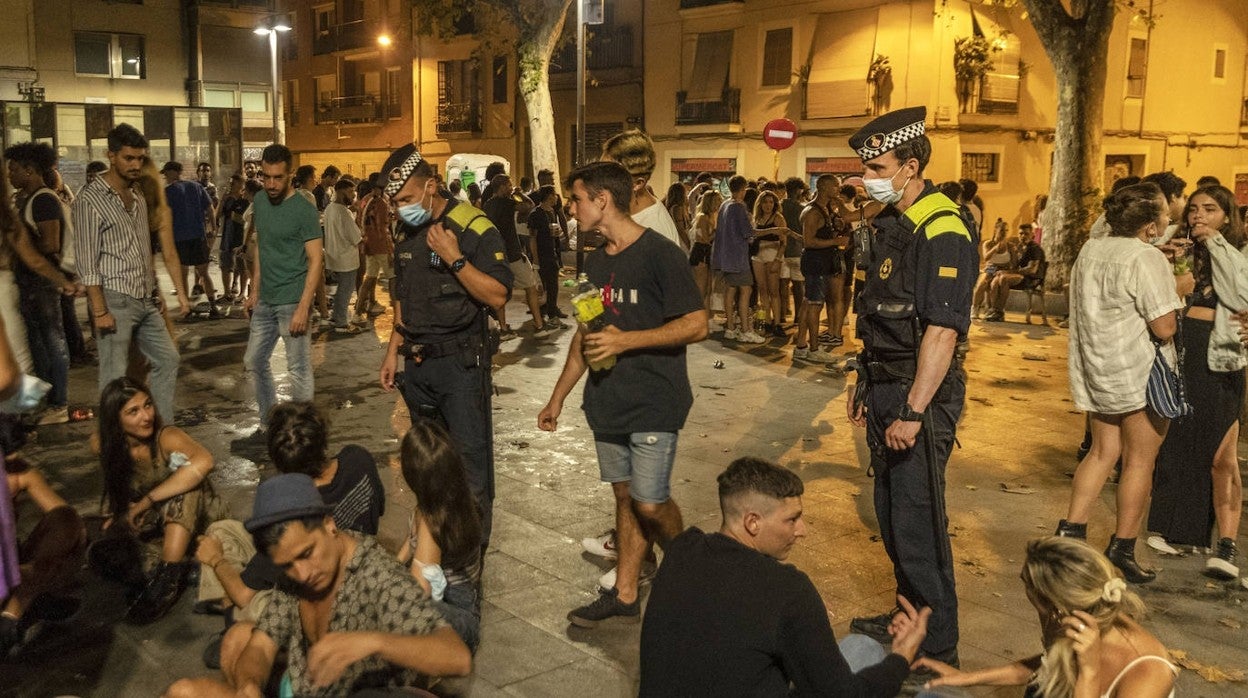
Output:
[242,144,324,426]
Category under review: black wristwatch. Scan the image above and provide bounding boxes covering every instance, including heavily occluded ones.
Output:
[449,256,468,273]
[897,403,924,422]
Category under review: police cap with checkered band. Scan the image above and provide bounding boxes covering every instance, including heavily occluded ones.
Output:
[849,106,927,162]
[381,143,425,198]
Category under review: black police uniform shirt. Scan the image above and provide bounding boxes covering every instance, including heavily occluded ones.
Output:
[392,195,512,344]
[582,229,704,435]
[856,182,977,361]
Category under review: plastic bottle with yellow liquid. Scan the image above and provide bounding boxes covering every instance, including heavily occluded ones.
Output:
[571,273,616,372]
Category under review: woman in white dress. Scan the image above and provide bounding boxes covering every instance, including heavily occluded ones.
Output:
[1058,183,1186,584]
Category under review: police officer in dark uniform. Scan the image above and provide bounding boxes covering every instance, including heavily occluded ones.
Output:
[843,107,978,666]
[378,144,513,547]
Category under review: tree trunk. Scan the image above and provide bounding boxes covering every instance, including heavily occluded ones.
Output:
[1044,40,1109,290]
[1022,0,1116,292]
[519,48,561,188]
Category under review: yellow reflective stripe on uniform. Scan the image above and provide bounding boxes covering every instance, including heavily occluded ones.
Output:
[444,202,488,233]
[924,216,971,241]
[902,192,960,228]
[468,217,493,236]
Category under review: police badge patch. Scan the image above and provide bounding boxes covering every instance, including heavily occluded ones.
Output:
[879,257,894,280]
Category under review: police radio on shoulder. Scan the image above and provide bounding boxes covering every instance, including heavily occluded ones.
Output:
[449,256,468,273]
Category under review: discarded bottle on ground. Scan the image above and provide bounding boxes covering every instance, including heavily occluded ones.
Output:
[571,273,616,372]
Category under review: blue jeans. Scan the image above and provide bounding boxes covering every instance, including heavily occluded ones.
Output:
[593,432,679,504]
[97,289,180,421]
[331,269,357,327]
[19,279,68,407]
[244,301,313,422]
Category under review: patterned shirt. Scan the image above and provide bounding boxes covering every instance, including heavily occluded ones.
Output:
[255,536,446,696]
[72,176,153,300]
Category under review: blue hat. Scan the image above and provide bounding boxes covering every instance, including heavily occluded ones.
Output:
[848,106,927,161]
[244,473,332,532]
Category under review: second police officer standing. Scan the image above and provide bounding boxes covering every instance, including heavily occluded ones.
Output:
[843,107,978,669]
[378,144,513,549]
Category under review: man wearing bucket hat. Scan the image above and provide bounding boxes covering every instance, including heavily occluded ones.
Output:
[841,106,978,670]
[376,144,512,549]
[164,473,470,697]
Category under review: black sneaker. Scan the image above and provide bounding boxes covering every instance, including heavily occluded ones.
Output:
[849,608,899,644]
[567,587,640,628]
[1206,538,1240,580]
[126,561,188,625]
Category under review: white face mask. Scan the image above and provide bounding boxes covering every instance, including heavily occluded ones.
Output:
[864,166,912,205]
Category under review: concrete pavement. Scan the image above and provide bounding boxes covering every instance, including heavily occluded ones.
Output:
[3,289,1246,697]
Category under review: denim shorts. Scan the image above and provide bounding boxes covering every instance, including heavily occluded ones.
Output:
[593,432,679,504]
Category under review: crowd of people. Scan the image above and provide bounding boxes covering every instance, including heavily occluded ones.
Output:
[0,103,1237,698]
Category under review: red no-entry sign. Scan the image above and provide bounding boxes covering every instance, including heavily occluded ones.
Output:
[763,118,798,150]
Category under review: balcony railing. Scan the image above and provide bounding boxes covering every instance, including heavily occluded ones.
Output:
[550,25,634,73]
[437,100,481,134]
[676,88,740,126]
[975,73,1020,115]
[314,20,373,55]
[315,95,381,124]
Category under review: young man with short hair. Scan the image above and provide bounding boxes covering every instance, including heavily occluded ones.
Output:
[538,161,707,627]
[242,144,324,427]
[165,474,468,698]
[73,124,189,422]
[600,130,683,250]
[323,179,364,333]
[163,161,221,317]
[713,175,764,344]
[312,165,341,212]
[640,457,928,697]
[482,174,548,339]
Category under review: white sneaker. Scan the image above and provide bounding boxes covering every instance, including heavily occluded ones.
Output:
[738,331,765,344]
[793,346,810,360]
[37,405,69,426]
[723,328,740,341]
[598,560,658,591]
[1146,535,1181,556]
[534,325,556,339]
[581,530,618,560]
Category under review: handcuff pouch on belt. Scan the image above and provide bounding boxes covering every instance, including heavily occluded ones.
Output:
[397,325,483,367]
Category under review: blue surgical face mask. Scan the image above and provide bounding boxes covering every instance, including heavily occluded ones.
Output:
[397,182,435,227]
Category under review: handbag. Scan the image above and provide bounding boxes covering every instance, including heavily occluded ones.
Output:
[1145,332,1192,419]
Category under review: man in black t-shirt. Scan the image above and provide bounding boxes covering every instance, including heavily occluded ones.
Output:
[985,224,1046,321]
[539,161,707,628]
[640,457,928,697]
[528,185,566,323]
[483,174,548,337]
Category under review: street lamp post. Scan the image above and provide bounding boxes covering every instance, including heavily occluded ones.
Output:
[254,23,291,144]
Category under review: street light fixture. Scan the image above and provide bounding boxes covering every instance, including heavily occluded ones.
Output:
[377,34,393,48]
[255,22,291,144]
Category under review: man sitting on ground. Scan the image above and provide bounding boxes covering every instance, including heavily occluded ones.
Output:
[640,456,929,697]
[985,224,1045,322]
[165,473,469,698]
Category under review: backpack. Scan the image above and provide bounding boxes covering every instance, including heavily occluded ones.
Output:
[22,187,75,275]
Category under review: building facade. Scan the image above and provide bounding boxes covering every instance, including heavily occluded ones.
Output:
[644,0,1248,229]
[0,0,276,191]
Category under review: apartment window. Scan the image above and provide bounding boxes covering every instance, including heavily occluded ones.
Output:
[492,57,508,105]
[203,89,236,108]
[684,31,733,102]
[75,32,145,79]
[341,0,364,22]
[1213,46,1227,80]
[314,74,338,109]
[961,152,1000,184]
[315,5,335,39]
[241,91,269,114]
[760,28,792,88]
[806,8,878,118]
[1126,36,1147,98]
[437,60,481,133]
[385,68,402,119]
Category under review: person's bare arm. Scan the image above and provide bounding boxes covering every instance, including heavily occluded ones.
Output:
[0,314,18,399]
[125,426,213,527]
[155,207,190,316]
[583,309,709,362]
[35,218,61,259]
[883,326,958,451]
[801,208,838,249]
[193,534,257,609]
[11,225,72,292]
[9,468,68,512]
[305,627,470,686]
[289,237,323,335]
[426,223,507,311]
[379,300,404,391]
[537,331,589,432]
[1148,311,1177,342]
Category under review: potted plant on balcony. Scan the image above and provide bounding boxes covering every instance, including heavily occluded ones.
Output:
[954,35,995,113]
[867,54,892,115]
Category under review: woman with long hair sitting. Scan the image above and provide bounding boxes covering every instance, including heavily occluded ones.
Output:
[397,418,483,652]
[916,537,1178,697]
[93,376,223,624]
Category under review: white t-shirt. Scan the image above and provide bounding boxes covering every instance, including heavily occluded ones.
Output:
[322,201,362,272]
[632,200,684,251]
[1068,236,1183,414]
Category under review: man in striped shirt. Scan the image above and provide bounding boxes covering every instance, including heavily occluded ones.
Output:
[72,124,189,422]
